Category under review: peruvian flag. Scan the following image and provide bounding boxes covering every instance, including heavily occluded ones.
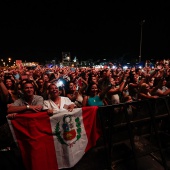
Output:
[8,106,100,170]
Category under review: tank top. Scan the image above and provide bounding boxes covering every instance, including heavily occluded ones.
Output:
[87,95,104,106]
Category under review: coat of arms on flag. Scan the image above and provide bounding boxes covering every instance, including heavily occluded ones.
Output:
[55,115,81,147]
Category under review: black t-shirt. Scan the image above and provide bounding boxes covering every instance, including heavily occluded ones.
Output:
[0,94,14,148]
[0,100,8,125]
[0,93,13,125]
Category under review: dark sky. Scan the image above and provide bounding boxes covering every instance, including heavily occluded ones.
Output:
[0,1,170,63]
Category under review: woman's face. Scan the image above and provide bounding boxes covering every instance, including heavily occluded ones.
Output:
[90,84,98,94]
[49,84,60,97]
[5,79,13,87]
[110,78,115,86]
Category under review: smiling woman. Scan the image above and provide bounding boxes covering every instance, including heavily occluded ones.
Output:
[43,83,76,115]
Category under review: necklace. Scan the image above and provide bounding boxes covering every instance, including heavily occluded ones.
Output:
[54,98,60,108]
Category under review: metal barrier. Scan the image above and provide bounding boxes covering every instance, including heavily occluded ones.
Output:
[98,96,170,170]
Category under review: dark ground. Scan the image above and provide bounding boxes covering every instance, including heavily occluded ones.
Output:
[0,136,169,170]
[63,135,169,170]
[1,132,170,170]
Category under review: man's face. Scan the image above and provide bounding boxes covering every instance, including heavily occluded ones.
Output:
[23,83,34,96]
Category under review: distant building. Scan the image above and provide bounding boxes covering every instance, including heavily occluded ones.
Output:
[61,52,79,67]
[22,61,38,69]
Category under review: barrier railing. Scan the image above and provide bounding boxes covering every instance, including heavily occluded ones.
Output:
[98,96,170,170]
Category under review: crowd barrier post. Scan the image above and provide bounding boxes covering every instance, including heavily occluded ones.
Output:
[98,97,170,170]
[146,99,168,170]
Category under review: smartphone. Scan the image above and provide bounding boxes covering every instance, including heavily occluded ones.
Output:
[14,73,20,80]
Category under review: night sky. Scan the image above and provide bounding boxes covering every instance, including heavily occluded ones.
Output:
[0,1,170,63]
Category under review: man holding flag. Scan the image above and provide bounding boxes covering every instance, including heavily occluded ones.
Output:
[7,83,100,170]
[7,80,44,119]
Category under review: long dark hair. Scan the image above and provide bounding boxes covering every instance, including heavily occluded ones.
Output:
[4,77,15,90]
[86,82,98,96]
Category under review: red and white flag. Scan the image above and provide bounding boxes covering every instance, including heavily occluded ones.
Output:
[8,106,100,170]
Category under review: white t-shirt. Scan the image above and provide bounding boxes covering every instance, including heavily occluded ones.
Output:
[43,97,74,114]
[111,94,120,104]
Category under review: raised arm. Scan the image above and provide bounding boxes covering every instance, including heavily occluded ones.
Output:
[0,77,9,102]
[107,74,128,96]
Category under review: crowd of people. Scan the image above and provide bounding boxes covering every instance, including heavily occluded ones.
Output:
[1,59,170,168]
[1,60,170,114]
